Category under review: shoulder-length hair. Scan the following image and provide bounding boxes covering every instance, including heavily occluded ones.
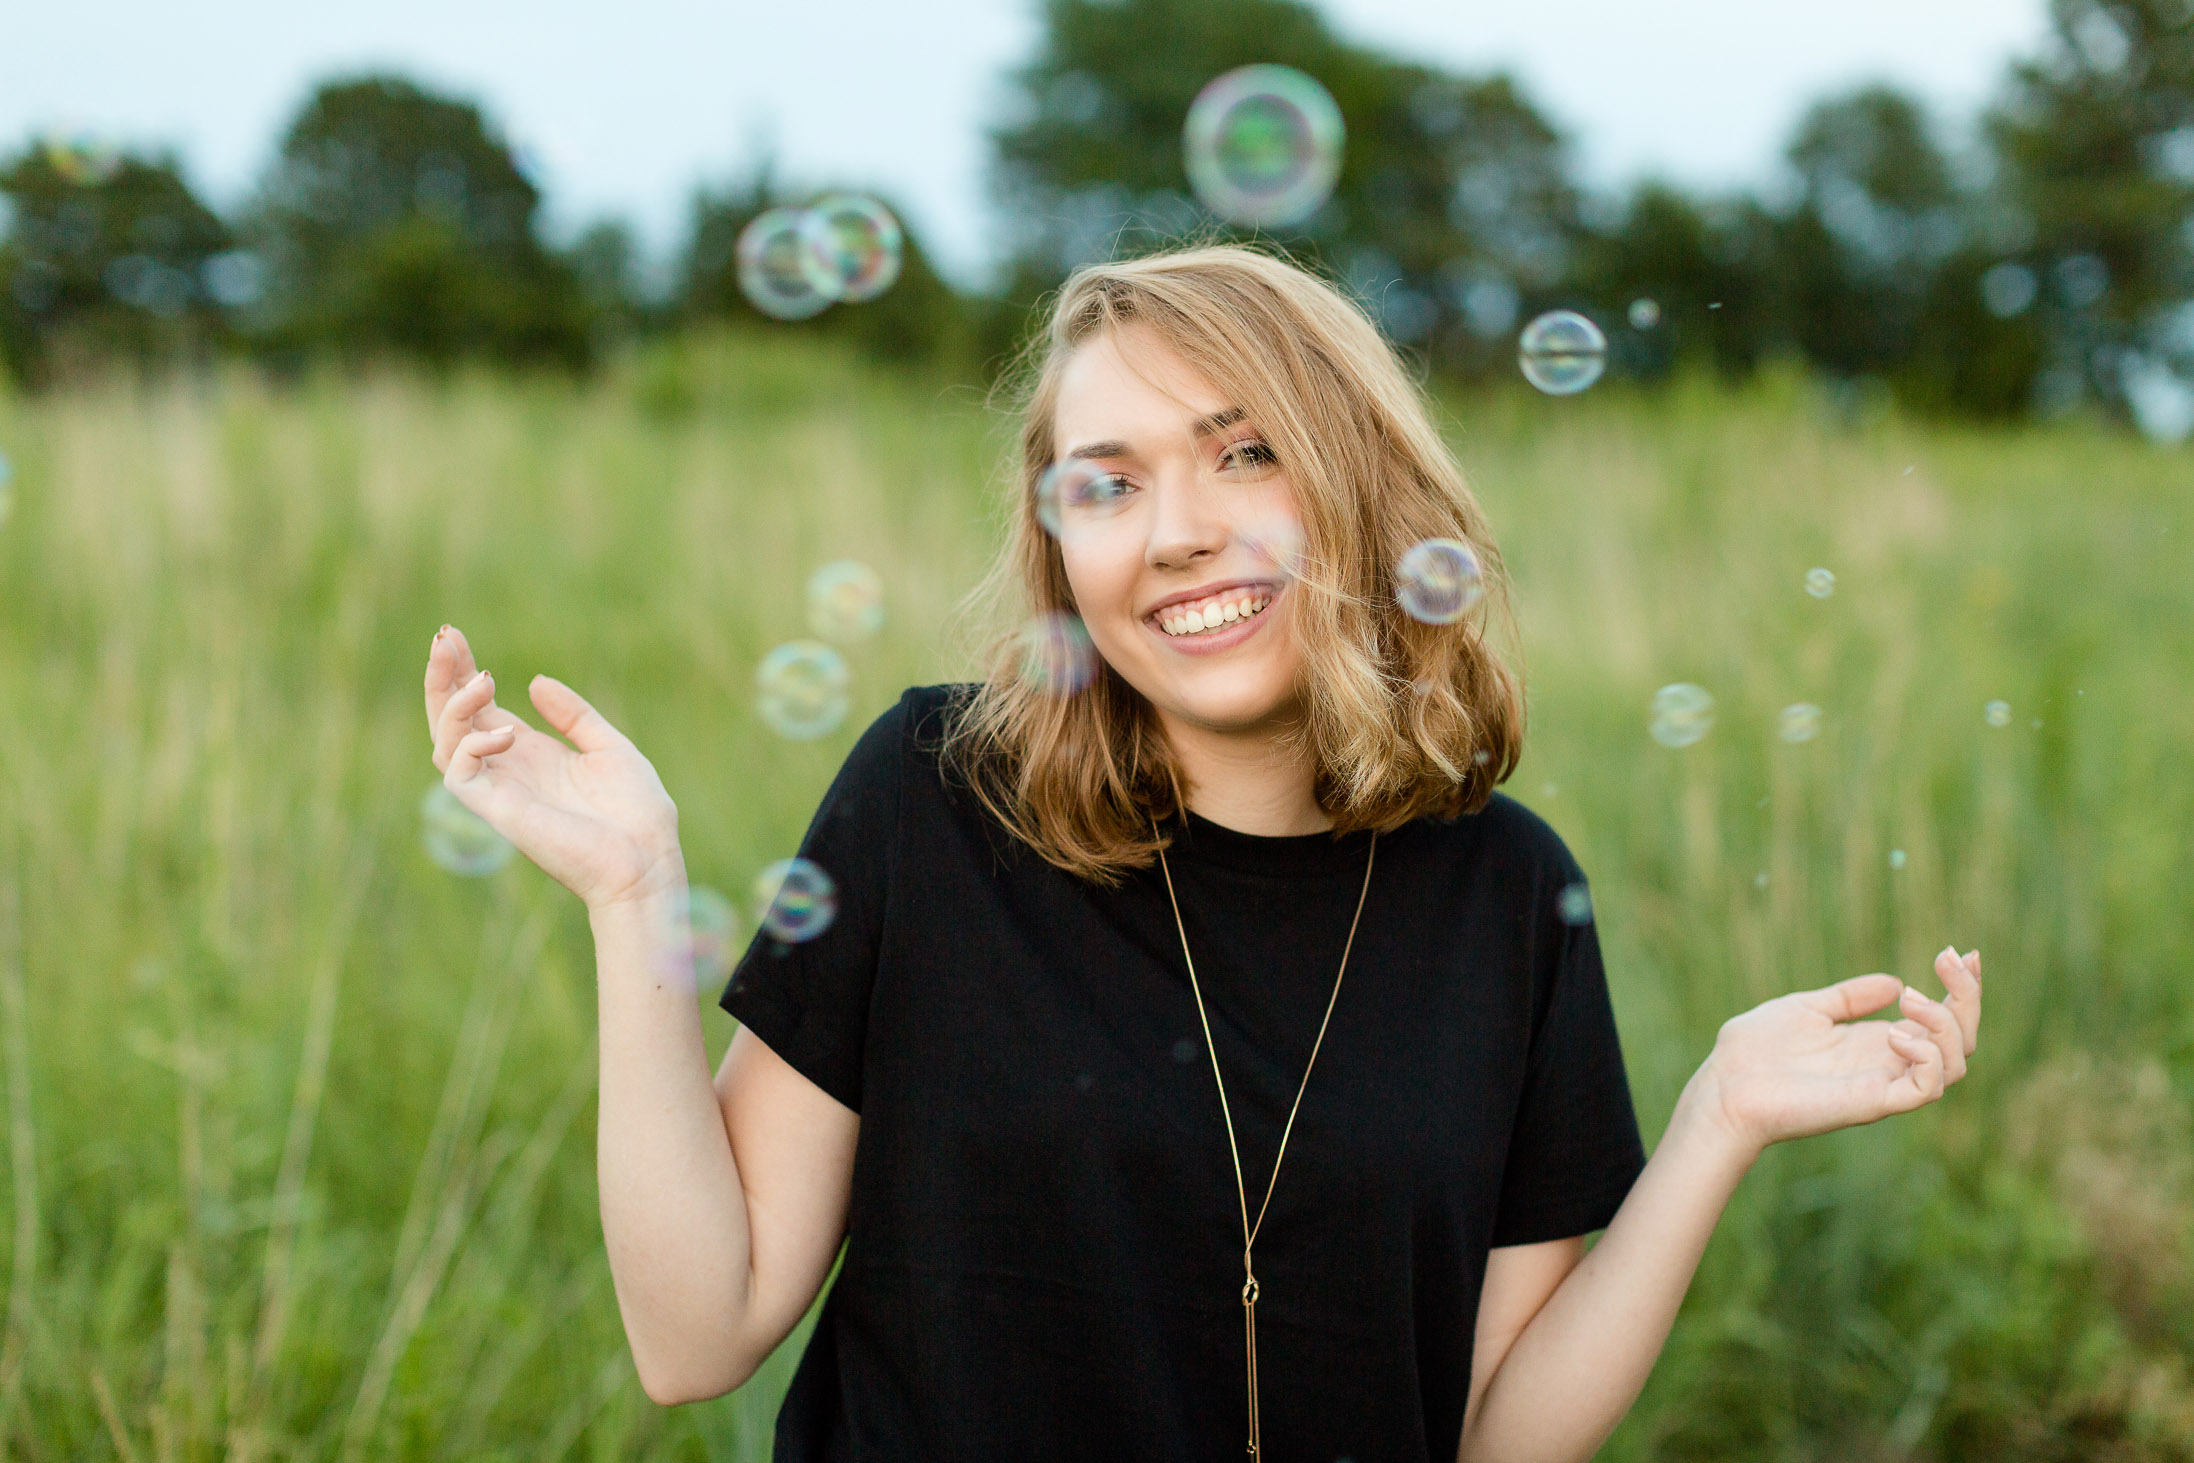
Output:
[944,243,1525,884]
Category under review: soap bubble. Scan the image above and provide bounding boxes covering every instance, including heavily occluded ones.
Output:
[666,885,743,985]
[419,783,515,877]
[1627,297,1661,330]
[800,193,903,303]
[1517,310,1608,395]
[1804,567,1835,598]
[1777,703,1823,743]
[1183,64,1345,227]
[1016,612,1098,696]
[754,857,837,943]
[0,449,12,528]
[1984,699,2012,728]
[736,207,838,320]
[807,560,885,643]
[1555,882,1593,926]
[1394,538,1484,624]
[756,641,850,739]
[1650,683,1715,748]
[1033,459,1110,537]
[1888,848,1908,870]
[1240,515,1309,581]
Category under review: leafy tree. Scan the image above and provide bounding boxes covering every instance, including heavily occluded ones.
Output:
[0,141,232,384]
[247,74,591,369]
[1571,181,1781,381]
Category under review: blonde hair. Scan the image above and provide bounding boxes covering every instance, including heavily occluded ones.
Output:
[944,243,1524,883]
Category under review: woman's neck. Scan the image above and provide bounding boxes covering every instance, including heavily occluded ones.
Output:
[1158,709,1330,836]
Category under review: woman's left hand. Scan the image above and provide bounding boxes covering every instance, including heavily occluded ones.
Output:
[1688,946,1983,1158]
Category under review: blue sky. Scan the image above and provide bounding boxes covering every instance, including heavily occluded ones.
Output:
[2,0,2051,289]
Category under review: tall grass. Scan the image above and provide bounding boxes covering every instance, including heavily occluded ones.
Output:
[0,336,2188,1459]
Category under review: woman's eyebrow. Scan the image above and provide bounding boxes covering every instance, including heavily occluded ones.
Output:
[1062,407,1247,462]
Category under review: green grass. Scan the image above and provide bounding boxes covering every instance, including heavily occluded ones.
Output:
[0,335,2189,1460]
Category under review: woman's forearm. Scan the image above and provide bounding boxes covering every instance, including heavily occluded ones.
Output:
[591,877,759,1403]
[1458,1068,1759,1463]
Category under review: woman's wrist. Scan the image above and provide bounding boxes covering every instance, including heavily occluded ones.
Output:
[1668,1059,1768,1173]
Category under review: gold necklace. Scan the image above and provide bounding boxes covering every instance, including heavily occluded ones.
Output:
[1154,821,1377,1461]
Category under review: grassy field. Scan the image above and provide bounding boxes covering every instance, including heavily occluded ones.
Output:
[0,333,2190,1461]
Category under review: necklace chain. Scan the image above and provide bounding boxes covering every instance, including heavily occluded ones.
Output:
[1154,822,1378,1462]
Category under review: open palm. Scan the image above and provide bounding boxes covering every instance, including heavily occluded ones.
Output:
[425,624,683,910]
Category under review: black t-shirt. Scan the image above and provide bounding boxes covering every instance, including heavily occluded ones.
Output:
[719,685,1646,1463]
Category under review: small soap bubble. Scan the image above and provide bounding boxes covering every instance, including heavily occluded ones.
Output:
[1517,310,1608,395]
[1627,297,1661,330]
[1075,1071,1096,1092]
[1753,871,1769,889]
[1172,1037,1197,1064]
[1556,882,1593,925]
[665,885,743,985]
[1888,848,1908,870]
[1182,64,1345,227]
[756,641,851,740]
[754,858,837,943]
[419,783,515,877]
[1984,699,2012,728]
[799,193,902,303]
[1650,683,1715,748]
[1394,537,1485,624]
[1777,703,1823,744]
[1804,567,1835,598]
[807,560,885,643]
[1015,612,1098,696]
[0,449,12,528]
[736,206,838,320]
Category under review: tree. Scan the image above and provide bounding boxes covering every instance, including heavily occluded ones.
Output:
[247,74,591,369]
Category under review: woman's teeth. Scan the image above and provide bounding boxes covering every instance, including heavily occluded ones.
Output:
[1157,591,1272,637]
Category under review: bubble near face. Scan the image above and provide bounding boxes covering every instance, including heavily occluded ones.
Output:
[1627,297,1661,330]
[754,857,837,943]
[1777,702,1823,743]
[736,207,838,321]
[1015,612,1099,696]
[1183,64,1345,227]
[807,560,885,643]
[1518,310,1608,395]
[419,783,515,877]
[1649,683,1715,748]
[800,194,903,303]
[1984,699,2013,728]
[1555,882,1593,926]
[1033,458,1103,538]
[1394,537,1485,624]
[756,640,851,739]
[1804,567,1836,599]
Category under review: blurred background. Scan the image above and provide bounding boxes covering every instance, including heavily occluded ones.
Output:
[1,0,2190,1458]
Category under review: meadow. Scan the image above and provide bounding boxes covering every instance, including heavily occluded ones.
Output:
[0,333,2190,1461]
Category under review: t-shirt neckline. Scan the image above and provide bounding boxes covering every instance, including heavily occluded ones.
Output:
[1166,807,1377,878]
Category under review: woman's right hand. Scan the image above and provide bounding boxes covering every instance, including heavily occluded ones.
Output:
[425,624,685,912]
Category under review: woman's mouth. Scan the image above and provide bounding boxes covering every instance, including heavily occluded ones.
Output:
[1149,585,1277,639]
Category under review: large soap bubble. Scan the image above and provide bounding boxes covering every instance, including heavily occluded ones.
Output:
[756,641,851,739]
[1649,683,1715,748]
[1518,310,1608,395]
[1033,459,1112,537]
[1183,64,1345,228]
[419,783,515,876]
[754,858,838,943]
[736,207,839,320]
[800,194,903,303]
[662,885,743,985]
[1394,538,1485,624]
[807,560,885,643]
[1016,612,1098,696]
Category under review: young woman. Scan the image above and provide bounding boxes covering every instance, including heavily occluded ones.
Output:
[422,245,1983,1463]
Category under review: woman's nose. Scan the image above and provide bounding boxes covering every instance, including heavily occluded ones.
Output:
[1143,470,1228,569]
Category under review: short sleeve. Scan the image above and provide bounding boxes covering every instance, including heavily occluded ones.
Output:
[717,692,911,1114]
[1489,880,1648,1246]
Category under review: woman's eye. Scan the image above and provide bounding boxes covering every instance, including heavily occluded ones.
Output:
[1220,441,1277,472]
[1073,472,1132,505]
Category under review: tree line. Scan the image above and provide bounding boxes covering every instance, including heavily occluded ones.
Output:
[3,0,2190,431]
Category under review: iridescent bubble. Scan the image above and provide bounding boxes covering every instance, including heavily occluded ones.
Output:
[1627,297,1661,330]
[0,449,12,529]
[1777,703,1823,743]
[418,783,514,877]
[1650,683,1715,748]
[1517,310,1608,395]
[1183,64,1345,227]
[1394,537,1485,624]
[665,885,743,985]
[1555,882,1593,926]
[807,560,885,643]
[1805,567,1836,599]
[1016,612,1098,696]
[754,857,837,943]
[736,207,838,321]
[1888,848,1908,870]
[1984,699,2012,728]
[756,641,850,740]
[1033,459,1110,537]
[799,193,903,303]
[1239,515,1309,581]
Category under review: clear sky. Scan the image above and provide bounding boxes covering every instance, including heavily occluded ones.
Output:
[1,0,2053,290]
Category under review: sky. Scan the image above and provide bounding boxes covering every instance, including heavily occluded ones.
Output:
[1,0,2054,291]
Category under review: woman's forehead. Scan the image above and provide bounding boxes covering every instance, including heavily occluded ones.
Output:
[1053,328,1235,454]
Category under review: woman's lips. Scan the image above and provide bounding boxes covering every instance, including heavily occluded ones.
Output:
[1143,584,1282,656]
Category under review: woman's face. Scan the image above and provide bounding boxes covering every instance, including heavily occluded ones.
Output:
[1048,326,1307,735]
